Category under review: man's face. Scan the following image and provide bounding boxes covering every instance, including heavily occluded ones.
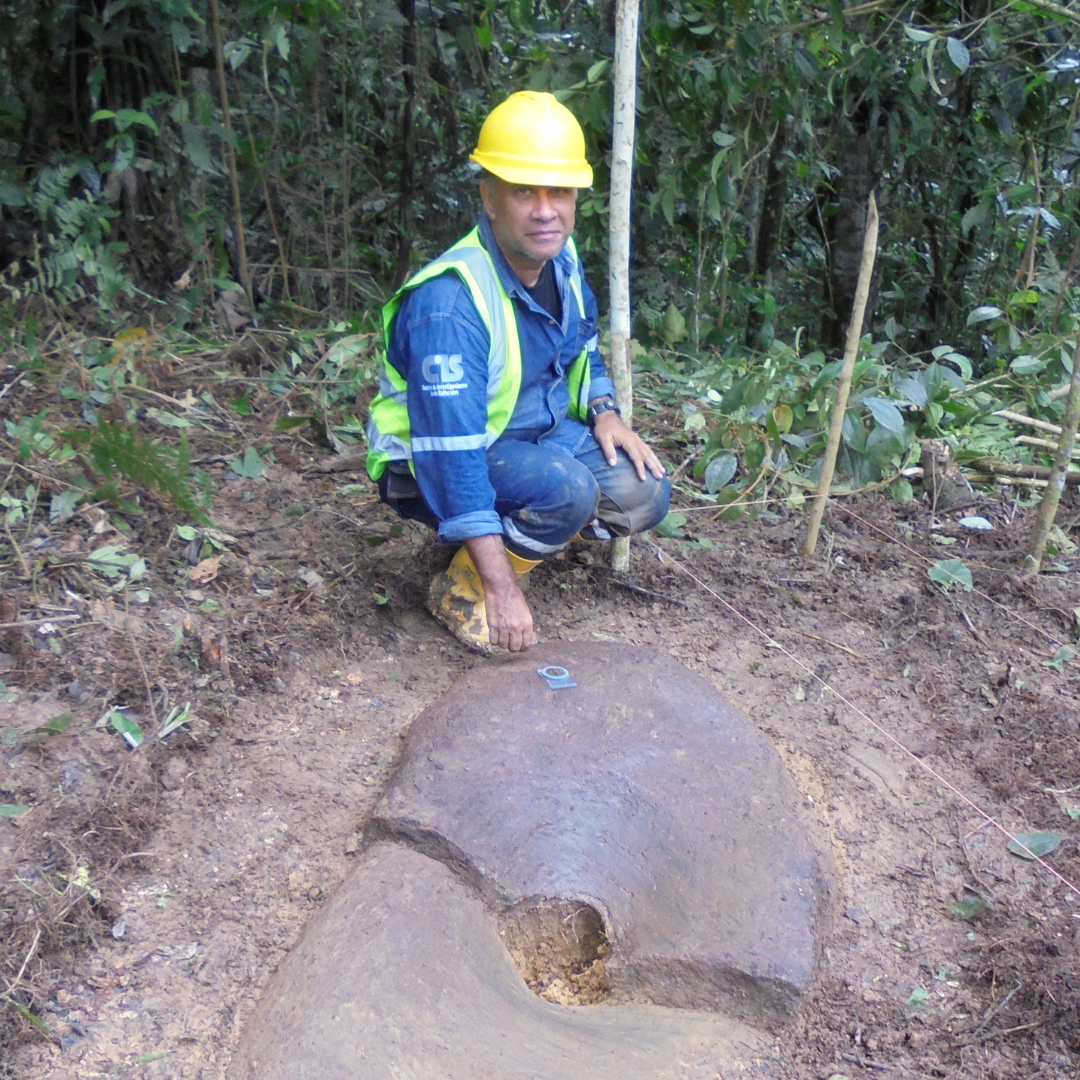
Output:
[481,177,577,275]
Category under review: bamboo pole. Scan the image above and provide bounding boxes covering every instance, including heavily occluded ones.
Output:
[607,0,641,574]
[1024,338,1080,571]
[969,457,1080,484]
[802,192,879,556]
[209,0,254,314]
[995,408,1080,441]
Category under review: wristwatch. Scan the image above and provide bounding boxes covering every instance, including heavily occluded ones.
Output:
[586,397,621,425]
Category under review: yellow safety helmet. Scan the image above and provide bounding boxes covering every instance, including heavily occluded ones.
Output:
[470,91,593,189]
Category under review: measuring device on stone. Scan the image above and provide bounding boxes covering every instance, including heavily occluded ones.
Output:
[537,665,576,690]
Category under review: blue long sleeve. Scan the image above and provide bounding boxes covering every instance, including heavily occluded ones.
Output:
[384,214,614,545]
[389,276,504,542]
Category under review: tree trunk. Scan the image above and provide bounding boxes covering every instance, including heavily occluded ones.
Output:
[1024,339,1080,570]
[393,0,418,289]
[822,108,881,350]
[745,120,788,349]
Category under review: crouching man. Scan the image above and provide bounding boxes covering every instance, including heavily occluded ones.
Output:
[366,91,669,653]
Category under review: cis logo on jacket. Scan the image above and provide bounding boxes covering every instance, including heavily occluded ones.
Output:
[420,354,467,397]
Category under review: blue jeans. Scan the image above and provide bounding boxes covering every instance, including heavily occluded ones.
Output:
[379,418,671,559]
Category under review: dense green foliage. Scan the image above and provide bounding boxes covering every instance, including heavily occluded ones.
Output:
[2,0,1080,510]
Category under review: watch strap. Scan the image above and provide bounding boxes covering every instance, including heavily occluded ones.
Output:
[586,398,621,425]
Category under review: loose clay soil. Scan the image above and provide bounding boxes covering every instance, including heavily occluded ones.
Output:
[2,355,1079,1080]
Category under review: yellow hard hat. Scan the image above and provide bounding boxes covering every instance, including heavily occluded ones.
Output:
[470,91,593,188]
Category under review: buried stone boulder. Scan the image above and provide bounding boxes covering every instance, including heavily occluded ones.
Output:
[230,642,827,1079]
[231,842,773,1080]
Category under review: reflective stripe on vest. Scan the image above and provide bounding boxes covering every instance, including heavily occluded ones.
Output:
[366,228,591,481]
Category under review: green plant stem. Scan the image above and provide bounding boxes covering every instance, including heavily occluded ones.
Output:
[4,512,30,578]
[237,83,291,301]
[1024,339,1080,571]
[1014,0,1080,28]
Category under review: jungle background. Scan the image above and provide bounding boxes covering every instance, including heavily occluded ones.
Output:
[2,1,1080,1078]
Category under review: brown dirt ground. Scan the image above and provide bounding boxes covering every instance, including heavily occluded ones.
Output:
[2,375,1080,1080]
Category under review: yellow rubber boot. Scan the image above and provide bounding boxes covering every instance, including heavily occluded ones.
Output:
[428,546,495,654]
[506,550,542,577]
[429,547,541,654]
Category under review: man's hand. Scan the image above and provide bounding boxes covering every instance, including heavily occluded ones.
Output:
[592,409,666,481]
[465,535,535,652]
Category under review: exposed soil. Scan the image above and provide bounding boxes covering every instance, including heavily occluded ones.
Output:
[2,371,1079,1079]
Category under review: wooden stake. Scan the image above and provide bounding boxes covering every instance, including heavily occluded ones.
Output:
[802,192,879,556]
[607,0,641,574]
[1025,337,1080,571]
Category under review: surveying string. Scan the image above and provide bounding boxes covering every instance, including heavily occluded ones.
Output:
[646,537,1080,901]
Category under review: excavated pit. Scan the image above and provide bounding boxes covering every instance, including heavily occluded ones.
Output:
[498,897,612,1006]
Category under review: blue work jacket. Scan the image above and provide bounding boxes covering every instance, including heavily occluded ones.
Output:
[385,213,615,544]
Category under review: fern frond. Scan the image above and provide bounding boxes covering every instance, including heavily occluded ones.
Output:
[68,423,210,524]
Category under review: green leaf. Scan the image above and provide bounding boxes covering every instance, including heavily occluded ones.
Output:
[1010,355,1045,375]
[270,22,290,61]
[1007,832,1063,859]
[107,108,158,134]
[229,446,264,479]
[951,895,987,920]
[275,416,310,431]
[654,512,687,539]
[110,710,145,748]
[169,20,193,53]
[1041,645,1077,672]
[50,489,85,523]
[158,702,193,739]
[928,559,972,591]
[230,397,252,416]
[102,0,135,22]
[1067,807,1080,820]
[25,711,73,737]
[865,398,905,434]
[967,305,1002,326]
[704,453,738,494]
[146,407,192,429]
[810,360,843,396]
[907,987,929,1008]
[663,301,687,345]
[660,186,676,229]
[0,180,27,208]
[904,26,935,43]
[891,478,914,504]
[945,37,970,74]
[895,376,927,407]
[182,122,217,174]
[176,524,198,541]
[2,995,53,1038]
[0,804,30,817]
[587,58,609,83]
[705,184,722,224]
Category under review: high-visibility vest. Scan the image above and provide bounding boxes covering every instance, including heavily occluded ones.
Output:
[365,227,592,481]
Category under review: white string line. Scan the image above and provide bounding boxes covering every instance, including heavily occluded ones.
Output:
[832,503,1068,650]
[675,494,1067,648]
[647,539,1080,901]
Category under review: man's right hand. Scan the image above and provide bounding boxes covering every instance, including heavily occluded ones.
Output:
[465,535,535,652]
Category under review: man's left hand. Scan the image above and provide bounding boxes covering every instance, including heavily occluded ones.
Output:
[593,411,666,481]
